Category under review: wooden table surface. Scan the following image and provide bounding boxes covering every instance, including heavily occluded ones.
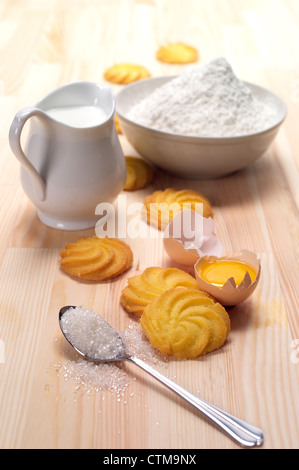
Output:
[0,0,299,450]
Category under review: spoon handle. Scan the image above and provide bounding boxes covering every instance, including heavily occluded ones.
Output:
[127,355,263,448]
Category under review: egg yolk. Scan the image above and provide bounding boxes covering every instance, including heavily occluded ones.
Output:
[199,260,257,287]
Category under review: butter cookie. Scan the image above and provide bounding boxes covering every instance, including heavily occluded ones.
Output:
[60,236,133,281]
[104,63,151,84]
[120,266,198,316]
[144,187,213,230]
[156,43,198,64]
[124,156,154,191]
[140,287,230,358]
[115,114,122,134]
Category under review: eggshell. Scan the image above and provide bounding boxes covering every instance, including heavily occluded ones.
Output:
[194,250,261,306]
[163,209,223,265]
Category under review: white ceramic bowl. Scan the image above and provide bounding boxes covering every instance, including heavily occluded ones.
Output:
[116,76,287,179]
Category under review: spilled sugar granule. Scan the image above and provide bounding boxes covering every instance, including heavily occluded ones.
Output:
[56,358,129,395]
[120,323,168,367]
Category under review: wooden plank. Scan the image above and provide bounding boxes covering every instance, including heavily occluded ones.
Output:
[0,248,59,448]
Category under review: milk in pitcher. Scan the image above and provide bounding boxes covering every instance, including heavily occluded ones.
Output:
[46,105,108,128]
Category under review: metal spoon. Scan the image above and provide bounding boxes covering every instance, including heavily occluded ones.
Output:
[59,305,263,448]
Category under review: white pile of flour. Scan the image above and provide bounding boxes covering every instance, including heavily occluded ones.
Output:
[127,58,277,137]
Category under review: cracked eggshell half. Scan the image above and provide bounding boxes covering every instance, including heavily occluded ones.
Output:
[163,209,223,266]
[194,250,261,306]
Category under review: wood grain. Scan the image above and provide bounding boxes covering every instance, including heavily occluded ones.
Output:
[0,0,299,449]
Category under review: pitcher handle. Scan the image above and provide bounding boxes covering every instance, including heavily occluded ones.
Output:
[9,107,46,201]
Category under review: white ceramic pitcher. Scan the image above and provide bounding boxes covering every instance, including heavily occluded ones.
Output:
[9,81,126,230]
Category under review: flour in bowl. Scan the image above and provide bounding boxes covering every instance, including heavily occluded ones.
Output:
[127,58,277,137]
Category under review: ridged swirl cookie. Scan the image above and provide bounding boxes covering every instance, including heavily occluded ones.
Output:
[120,267,198,316]
[140,287,230,358]
[124,156,154,191]
[104,63,151,84]
[144,187,213,230]
[156,42,198,64]
[60,236,133,281]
